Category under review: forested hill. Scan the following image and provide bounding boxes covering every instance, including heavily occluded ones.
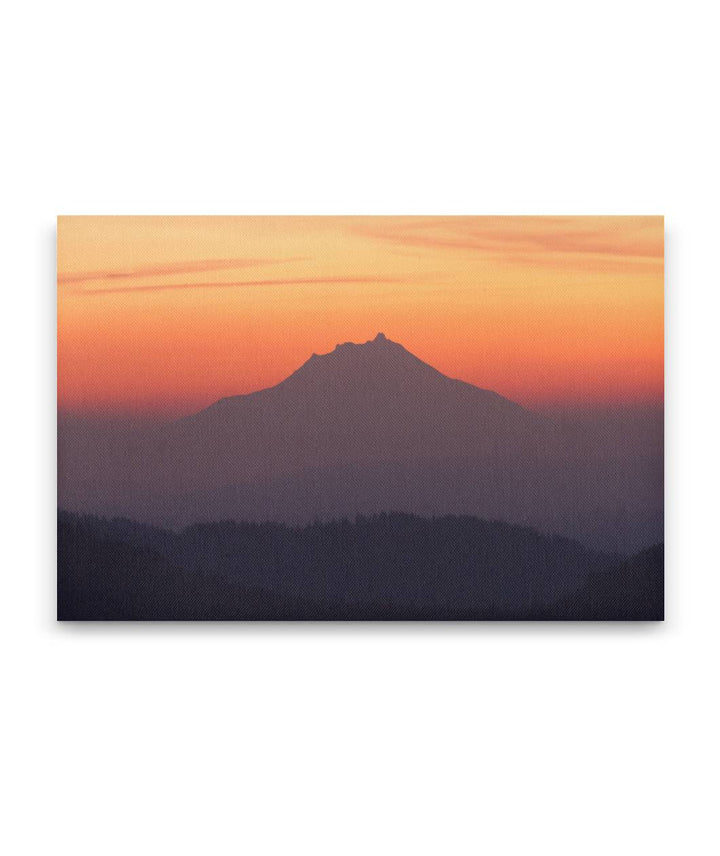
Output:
[57,511,663,621]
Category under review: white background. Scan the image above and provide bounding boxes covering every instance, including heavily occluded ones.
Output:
[2,1,719,854]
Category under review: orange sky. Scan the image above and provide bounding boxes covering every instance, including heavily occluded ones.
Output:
[57,216,664,415]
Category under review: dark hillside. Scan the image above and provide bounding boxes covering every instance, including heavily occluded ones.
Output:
[58,511,662,620]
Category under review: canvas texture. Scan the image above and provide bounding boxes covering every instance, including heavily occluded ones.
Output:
[57,216,664,620]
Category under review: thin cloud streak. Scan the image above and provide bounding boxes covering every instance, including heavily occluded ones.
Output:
[83,275,405,296]
[59,257,304,285]
[351,217,663,267]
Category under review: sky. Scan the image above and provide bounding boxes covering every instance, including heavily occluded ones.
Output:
[58,216,664,416]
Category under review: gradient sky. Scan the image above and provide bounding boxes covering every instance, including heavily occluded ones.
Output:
[58,216,663,415]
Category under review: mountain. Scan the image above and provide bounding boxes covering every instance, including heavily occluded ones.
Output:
[198,333,530,431]
[166,332,543,479]
[57,334,663,552]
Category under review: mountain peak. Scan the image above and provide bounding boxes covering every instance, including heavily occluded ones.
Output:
[332,332,394,353]
[268,334,437,396]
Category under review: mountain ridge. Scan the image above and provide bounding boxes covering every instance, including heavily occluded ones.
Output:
[57,509,663,620]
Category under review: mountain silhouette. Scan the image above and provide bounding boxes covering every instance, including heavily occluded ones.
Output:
[201,333,529,427]
[169,332,541,479]
[58,334,663,553]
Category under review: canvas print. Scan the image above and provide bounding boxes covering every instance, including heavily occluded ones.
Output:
[57,216,664,620]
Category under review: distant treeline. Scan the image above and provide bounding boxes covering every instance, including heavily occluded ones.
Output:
[57,511,663,621]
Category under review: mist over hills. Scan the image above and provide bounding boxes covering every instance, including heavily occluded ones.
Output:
[58,334,663,553]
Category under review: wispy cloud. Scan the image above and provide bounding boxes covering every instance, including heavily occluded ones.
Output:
[59,257,303,286]
[351,217,664,269]
[82,275,404,296]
